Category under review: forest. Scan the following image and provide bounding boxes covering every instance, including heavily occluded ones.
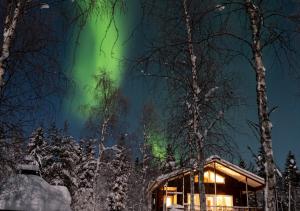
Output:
[0,0,300,211]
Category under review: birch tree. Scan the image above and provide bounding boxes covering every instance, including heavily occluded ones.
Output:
[0,0,68,137]
[137,1,236,210]
[84,70,128,210]
[0,0,25,88]
[133,103,162,211]
[215,0,300,209]
[244,2,277,209]
[0,0,124,137]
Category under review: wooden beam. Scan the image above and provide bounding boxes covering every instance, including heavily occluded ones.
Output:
[214,162,217,207]
[182,174,185,205]
[246,177,249,207]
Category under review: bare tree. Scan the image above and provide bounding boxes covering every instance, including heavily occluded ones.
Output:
[83,70,128,210]
[213,0,300,209]
[0,0,71,137]
[0,0,25,88]
[136,1,237,210]
[140,103,162,210]
[0,0,125,136]
[244,1,277,209]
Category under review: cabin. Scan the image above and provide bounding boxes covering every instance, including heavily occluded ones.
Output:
[147,156,265,211]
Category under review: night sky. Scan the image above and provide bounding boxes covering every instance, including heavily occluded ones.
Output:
[52,0,300,168]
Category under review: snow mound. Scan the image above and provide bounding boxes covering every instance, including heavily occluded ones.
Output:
[0,174,71,211]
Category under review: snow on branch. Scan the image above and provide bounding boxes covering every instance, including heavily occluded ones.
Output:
[205,86,219,102]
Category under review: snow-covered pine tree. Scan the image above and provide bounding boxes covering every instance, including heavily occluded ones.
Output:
[239,158,247,169]
[284,151,298,186]
[0,128,24,183]
[162,143,176,173]
[283,151,298,211]
[35,125,82,208]
[106,146,131,211]
[27,127,48,169]
[256,146,266,178]
[43,124,64,185]
[59,135,82,198]
[127,157,143,211]
[73,139,97,211]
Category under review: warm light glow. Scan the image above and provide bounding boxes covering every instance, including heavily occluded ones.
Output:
[166,196,172,207]
[164,195,177,207]
[194,171,225,184]
[161,186,177,192]
[187,194,233,207]
[206,195,233,207]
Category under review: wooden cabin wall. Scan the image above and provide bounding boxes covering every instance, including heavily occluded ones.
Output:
[152,167,259,210]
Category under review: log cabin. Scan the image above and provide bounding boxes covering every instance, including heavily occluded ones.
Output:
[147,156,264,211]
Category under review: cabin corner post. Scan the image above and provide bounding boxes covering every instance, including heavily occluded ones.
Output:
[214,161,217,210]
[246,176,249,208]
[164,180,168,211]
[182,174,185,206]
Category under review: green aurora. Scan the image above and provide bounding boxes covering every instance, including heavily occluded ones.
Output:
[64,1,169,160]
[148,131,167,160]
[66,1,126,120]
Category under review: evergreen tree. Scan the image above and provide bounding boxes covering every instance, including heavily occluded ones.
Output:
[283,151,298,210]
[73,139,96,211]
[256,146,266,178]
[28,126,83,209]
[27,127,48,168]
[106,147,130,211]
[162,143,176,173]
[238,158,247,169]
[284,151,298,187]
[134,157,140,169]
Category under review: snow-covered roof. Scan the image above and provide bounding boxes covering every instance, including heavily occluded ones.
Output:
[148,155,265,193]
[206,156,265,188]
[0,174,71,211]
[17,164,39,172]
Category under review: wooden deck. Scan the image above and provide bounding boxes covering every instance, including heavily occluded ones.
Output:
[168,205,263,211]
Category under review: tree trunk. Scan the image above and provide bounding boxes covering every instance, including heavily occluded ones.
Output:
[183,0,206,211]
[0,0,24,89]
[182,0,207,210]
[93,117,109,211]
[288,181,291,211]
[198,149,206,211]
[245,1,277,210]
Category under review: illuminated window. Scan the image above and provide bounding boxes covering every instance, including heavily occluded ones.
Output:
[166,196,172,207]
[163,187,177,207]
[187,194,233,207]
[195,171,225,184]
[207,195,233,207]
[164,195,177,207]
[160,186,177,192]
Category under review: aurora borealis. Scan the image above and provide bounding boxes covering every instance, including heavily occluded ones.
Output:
[148,131,167,159]
[65,1,126,120]
[57,0,300,165]
[61,1,169,160]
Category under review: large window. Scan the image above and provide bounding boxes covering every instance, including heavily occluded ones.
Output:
[187,194,233,207]
[206,194,233,207]
[163,187,178,208]
[194,171,225,184]
[164,195,177,208]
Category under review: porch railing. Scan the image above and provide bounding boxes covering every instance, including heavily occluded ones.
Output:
[167,205,263,211]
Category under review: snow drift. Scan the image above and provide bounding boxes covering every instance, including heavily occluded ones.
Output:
[0,174,71,211]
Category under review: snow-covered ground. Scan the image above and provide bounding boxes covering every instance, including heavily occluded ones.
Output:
[0,174,71,211]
